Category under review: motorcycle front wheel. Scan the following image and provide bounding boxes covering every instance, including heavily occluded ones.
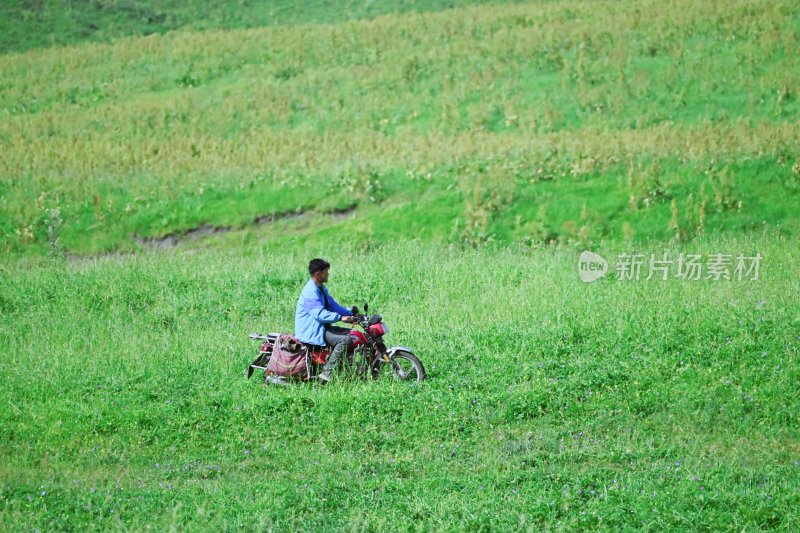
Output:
[371,350,426,382]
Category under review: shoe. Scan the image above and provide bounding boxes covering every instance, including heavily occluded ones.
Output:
[318,371,332,383]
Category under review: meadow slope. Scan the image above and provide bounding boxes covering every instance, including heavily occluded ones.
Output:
[2,1,800,530]
[1,0,799,255]
[0,0,526,55]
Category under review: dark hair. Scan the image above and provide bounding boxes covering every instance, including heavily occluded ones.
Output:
[308,258,330,276]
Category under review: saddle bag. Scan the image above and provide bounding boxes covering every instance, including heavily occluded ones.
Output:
[265,334,309,379]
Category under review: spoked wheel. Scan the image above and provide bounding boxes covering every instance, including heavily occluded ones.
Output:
[371,350,426,382]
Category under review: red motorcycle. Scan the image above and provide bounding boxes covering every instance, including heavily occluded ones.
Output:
[247,304,426,384]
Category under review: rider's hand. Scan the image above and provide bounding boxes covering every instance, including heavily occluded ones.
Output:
[342,315,356,324]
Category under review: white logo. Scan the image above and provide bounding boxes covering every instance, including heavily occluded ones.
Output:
[579,251,608,283]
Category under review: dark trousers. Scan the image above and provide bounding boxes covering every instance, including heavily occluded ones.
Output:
[323,325,353,373]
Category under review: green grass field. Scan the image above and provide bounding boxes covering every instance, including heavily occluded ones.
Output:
[1,0,528,55]
[2,237,799,529]
[2,0,800,530]
[2,0,799,254]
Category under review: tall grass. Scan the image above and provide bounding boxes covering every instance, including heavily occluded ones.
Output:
[0,0,528,54]
[2,2,799,529]
[0,235,798,529]
[1,0,798,254]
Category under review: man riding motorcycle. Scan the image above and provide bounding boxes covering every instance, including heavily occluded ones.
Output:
[295,258,356,382]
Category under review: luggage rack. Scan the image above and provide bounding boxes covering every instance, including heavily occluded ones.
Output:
[247,333,280,379]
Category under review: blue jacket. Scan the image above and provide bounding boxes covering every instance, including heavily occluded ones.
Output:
[294,278,351,346]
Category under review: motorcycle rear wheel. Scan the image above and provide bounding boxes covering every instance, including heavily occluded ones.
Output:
[371,350,426,382]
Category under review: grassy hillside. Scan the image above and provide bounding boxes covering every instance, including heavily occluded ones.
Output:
[1,0,799,255]
[1,236,799,530]
[0,0,519,54]
[2,1,800,530]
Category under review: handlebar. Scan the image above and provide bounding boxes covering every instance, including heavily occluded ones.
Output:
[345,314,366,325]
[347,314,382,327]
